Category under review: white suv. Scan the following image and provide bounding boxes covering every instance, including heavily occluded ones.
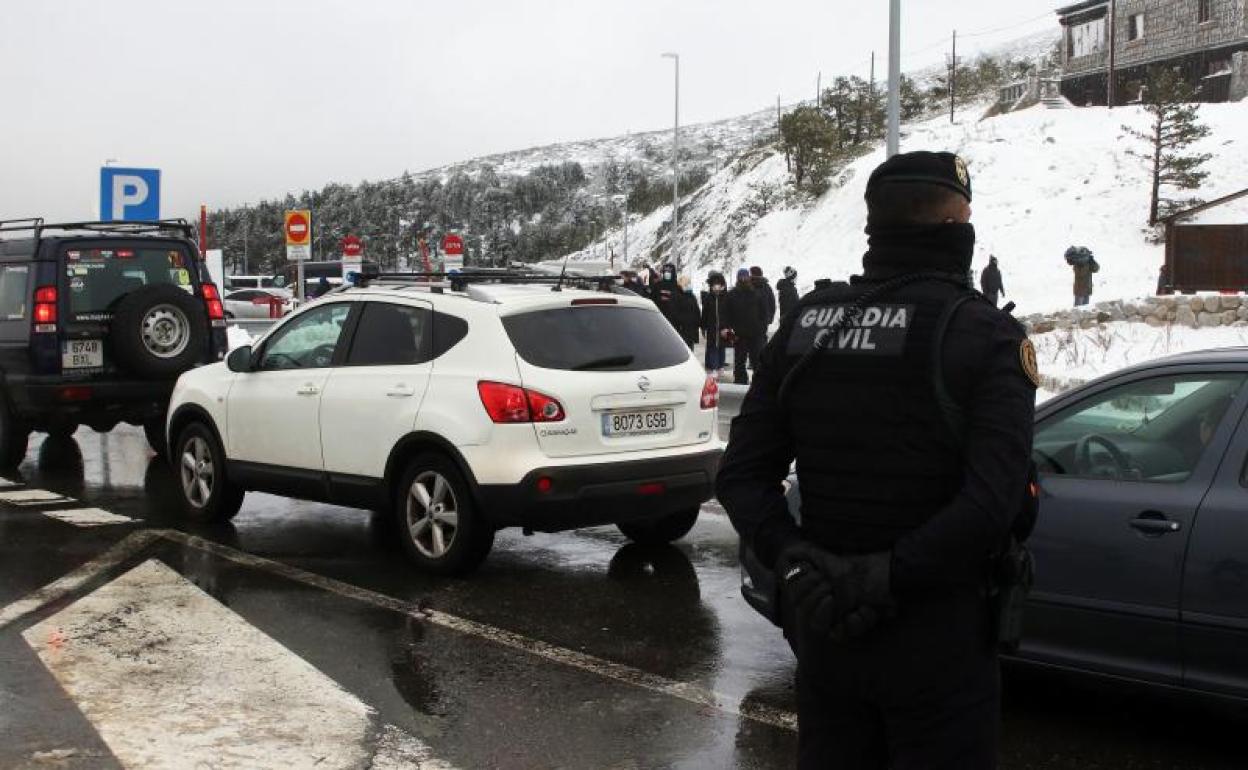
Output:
[166,274,724,574]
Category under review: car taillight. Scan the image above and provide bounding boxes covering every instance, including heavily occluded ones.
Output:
[477,381,565,424]
[700,375,719,410]
[33,286,57,330]
[201,283,225,321]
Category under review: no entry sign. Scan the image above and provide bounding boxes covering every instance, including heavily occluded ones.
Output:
[285,210,311,261]
[441,234,464,256]
[342,235,363,258]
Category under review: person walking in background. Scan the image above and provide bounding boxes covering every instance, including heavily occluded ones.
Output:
[777,266,800,318]
[620,270,646,296]
[1065,246,1099,307]
[749,266,777,338]
[702,272,731,376]
[675,276,701,350]
[725,268,765,385]
[981,255,1004,307]
[650,263,683,330]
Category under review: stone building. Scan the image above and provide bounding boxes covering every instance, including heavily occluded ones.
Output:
[1056,0,1248,105]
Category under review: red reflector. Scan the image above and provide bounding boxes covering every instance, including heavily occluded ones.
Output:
[116,249,135,258]
[35,286,58,304]
[637,482,666,496]
[536,477,554,494]
[34,303,57,324]
[570,298,618,306]
[58,386,93,402]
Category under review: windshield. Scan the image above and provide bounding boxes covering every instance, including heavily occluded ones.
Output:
[502,305,691,372]
[63,246,197,320]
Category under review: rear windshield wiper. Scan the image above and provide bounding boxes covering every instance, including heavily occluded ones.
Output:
[572,355,634,371]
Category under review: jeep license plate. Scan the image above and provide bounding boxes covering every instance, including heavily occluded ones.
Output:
[62,339,103,369]
[602,409,674,437]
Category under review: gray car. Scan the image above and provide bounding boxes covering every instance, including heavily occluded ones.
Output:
[741,348,1248,701]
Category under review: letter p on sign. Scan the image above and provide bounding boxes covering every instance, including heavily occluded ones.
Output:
[100,167,161,221]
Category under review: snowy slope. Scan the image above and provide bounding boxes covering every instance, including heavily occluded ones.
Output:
[565,102,1247,316]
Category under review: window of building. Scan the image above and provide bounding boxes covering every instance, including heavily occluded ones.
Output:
[1069,17,1107,58]
[1127,13,1145,41]
[1198,0,1212,24]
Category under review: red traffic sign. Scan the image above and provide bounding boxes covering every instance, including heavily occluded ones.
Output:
[442,234,464,256]
[342,235,363,257]
[284,210,311,246]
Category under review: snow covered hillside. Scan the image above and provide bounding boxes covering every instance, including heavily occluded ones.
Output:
[567,102,1247,316]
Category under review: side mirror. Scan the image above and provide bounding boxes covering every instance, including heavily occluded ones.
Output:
[226,346,254,373]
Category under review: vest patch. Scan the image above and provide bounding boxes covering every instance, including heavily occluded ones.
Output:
[788,303,916,356]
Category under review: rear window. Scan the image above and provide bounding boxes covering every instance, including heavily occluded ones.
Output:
[0,265,30,320]
[502,305,690,371]
[63,246,196,320]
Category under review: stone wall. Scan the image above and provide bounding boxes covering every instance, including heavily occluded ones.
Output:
[1231,50,1248,100]
[1020,294,1248,335]
[1115,0,1247,69]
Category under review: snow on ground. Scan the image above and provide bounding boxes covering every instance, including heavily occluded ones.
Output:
[564,101,1248,319]
[226,326,254,350]
[1032,320,1248,401]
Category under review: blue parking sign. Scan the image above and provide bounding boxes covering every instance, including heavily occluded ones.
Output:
[100,167,161,221]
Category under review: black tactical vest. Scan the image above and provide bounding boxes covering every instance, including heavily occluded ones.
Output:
[781,278,973,553]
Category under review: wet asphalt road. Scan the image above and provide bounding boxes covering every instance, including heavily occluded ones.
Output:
[1,413,1245,768]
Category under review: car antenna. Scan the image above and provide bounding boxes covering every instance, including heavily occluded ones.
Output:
[553,253,571,292]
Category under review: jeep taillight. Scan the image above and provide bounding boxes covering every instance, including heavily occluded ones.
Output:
[33,286,57,331]
[201,283,225,321]
[477,381,565,424]
[700,375,719,410]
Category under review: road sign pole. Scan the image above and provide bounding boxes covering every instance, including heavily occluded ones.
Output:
[887,0,901,158]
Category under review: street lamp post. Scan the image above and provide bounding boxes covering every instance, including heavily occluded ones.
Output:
[661,52,681,275]
[887,0,901,157]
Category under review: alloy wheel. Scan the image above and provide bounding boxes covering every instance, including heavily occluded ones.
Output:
[406,471,459,558]
[180,436,214,509]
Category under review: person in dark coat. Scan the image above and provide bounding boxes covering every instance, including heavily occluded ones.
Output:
[980,256,1004,307]
[620,270,646,296]
[725,268,766,385]
[777,266,800,318]
[674,276,701,350]
[650,263,683,330]
[750,266,777,334]
[701,271,731,374]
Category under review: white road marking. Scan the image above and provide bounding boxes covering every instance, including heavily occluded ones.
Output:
[161,530,798,732]
[0,530,160,630]
[0,488,75,506]
[41,508,135,527]
[23,559,453,770]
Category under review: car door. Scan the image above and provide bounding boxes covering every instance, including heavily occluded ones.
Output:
[1180,379,1248,698]
[224,290,258,319]
[1022,368,1246,685]
[226,301,355,470]
[319,299,434,483]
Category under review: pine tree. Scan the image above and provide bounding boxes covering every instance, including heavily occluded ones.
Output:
[1124,67,1212,226]
[779,106,839,193]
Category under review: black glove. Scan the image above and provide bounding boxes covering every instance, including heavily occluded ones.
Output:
[777,542,894,644]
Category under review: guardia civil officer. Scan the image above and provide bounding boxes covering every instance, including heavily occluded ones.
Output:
[717,151,1038,769]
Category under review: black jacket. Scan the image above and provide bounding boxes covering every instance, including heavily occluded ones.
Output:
[651,279,683,327]
[751,276,777,326]
[716,233,1036,598]
[701,290,730,338]
[725,282,766,341]
[776,277,800,318]
[980,263,1004,299]
[675,291,701,347]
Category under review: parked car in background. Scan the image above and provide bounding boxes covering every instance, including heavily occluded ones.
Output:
[0,218,228,463]
[223,288,293,320]
[223,274,279,291]
[741,348,1248,703]
[167,270,724,575]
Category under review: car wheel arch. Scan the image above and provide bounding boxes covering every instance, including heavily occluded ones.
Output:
[384,432,481,504]
[168,404,225,459]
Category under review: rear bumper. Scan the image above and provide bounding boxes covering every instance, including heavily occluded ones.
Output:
[476,448,722,532]
[6,375,174,425]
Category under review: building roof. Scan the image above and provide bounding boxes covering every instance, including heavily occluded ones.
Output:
[1161,188,1248,224]
[1055,0,1108,17]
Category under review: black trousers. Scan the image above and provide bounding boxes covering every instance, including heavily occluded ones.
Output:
[791,589,999,770]
[733,337,763,385]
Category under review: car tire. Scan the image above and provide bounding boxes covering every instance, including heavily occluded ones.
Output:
[395,453,493,576]
[110,285,209,379]
[174,422,244,522]
[0,395,30,469]
[144,419,168,458]
[617,506,700,545]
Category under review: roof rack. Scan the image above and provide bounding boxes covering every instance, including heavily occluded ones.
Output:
[0,218,195,240]
[351,266,622,293]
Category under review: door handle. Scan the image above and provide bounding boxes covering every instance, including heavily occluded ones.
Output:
[1129,511,1182,535]
[386,384,416,398]
[296,384,320,396]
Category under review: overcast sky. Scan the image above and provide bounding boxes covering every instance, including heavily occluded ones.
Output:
[0,0,1060,221]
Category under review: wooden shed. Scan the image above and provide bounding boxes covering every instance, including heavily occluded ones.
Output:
[1161,189,1248,294]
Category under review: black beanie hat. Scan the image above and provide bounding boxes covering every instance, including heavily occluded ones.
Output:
[865,151,972,203]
